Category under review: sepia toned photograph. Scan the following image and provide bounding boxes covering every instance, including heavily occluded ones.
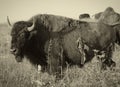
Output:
[0,0,120,87]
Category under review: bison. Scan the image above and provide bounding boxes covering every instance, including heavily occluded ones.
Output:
[79,13,90,19]
[8,14,88,73]
[8,14,116,75]
[93,7,120,44]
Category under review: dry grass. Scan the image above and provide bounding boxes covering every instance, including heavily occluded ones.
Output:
[0,24,120,87]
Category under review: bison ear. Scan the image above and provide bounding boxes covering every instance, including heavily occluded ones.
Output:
[27,18,35,31]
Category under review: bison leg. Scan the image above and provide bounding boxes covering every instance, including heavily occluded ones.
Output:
[102,43,116,70]
[47,38,64,77]
[93,50,106,70]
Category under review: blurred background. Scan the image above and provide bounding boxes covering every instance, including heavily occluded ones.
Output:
[0,0,120,23]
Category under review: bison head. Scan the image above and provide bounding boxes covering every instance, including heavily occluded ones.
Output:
[8,17,35,62]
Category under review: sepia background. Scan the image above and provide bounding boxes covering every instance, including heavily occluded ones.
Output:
[0,0,120,87]
[0,0,120,23]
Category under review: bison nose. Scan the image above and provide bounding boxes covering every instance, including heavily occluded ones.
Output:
[10,48,16,54]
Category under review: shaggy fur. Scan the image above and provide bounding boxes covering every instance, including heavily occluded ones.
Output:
[10,14,116,74]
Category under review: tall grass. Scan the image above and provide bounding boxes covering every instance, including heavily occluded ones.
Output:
[0,24,120,87]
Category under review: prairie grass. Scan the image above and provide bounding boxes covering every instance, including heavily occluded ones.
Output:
[0,24,120,87]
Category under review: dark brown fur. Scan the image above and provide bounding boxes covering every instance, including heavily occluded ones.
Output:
[10,14,116,75]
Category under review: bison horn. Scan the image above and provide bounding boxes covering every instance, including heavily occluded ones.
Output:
[7,16,12,27]
[27,18,35,31]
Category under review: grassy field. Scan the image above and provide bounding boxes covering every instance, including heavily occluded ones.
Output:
[0,24,120,87]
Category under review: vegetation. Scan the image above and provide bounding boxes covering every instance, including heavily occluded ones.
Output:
[0,24,120,87]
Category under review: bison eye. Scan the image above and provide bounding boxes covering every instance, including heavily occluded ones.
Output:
[20,33,25,37]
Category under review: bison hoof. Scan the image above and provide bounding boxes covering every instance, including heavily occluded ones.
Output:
[79,64,84,68]
[102,59,116,70]
[110,61,116,71]
[111,61,116,67]
[101,63,107,70]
